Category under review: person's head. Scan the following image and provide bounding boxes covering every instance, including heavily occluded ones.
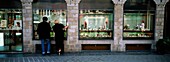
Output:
[142,20,144,23]
[54,20,59,24]
[16,22,20,27]
[42,17,48,22]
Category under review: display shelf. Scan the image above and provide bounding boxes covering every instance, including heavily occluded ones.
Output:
[33,30,67,40]
[123,30,154,40]
[79,30,113,40]
[80,30,112,32]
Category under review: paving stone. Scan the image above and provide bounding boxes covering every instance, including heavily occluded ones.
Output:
[0,52,170,62]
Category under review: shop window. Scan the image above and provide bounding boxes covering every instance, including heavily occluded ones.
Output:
[33,10,67,40]
[123,11,155,39]
[79,10,113,40]
[123,0,156,40]
[0,9,22,52]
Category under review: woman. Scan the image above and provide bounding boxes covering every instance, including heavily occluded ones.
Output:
[52,20,68,55]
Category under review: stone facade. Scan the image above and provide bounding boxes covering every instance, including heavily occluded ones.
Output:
[112,0,126,51]
[20,0,169,53]
[65,0,81,52]
[21,0,34,53]
[153,0,169,49]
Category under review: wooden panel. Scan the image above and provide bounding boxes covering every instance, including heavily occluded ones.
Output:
[82,44,110,50]
[126,44,151,50]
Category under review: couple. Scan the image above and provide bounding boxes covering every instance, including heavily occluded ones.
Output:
[37,17,68,55]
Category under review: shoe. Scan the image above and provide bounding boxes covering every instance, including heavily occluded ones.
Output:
[42,52,46,56]
[42,53,46,56]
[46,52,51,55]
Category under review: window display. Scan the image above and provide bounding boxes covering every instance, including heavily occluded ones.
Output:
[79,10,113,40]
[0,9,22,52]
[123,11,154,39]
[33,10,67,40]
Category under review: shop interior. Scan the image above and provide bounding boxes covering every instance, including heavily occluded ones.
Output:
[33,9,67,40]
[0,9,22,52]
[79,10,113,40]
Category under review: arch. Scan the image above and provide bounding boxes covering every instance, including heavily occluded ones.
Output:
[124,0,156,10]
[123,0,156,40]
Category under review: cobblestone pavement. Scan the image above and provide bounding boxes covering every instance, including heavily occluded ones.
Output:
[0,51,170,62]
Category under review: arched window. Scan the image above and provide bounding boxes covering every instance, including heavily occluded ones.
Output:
[123,0,156,40]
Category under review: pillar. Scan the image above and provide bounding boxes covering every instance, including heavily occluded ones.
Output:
[21,0,33,53]
[154,0,169,41]
[112,0,127,51]
[153,0,169,50]
[65,0,81,52]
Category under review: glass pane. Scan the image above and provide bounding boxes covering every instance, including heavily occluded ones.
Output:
[0,9,23,52]
[79,10,113,40]
[123,12,154,39]
[33,10,67,40]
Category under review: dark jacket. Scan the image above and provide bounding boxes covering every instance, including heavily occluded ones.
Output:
[37,22,51,39]
[52,23,65,40]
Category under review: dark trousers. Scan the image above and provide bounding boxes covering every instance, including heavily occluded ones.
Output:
[55,39,64,54]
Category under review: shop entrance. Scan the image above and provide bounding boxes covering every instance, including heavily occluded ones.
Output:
[0,0,23,52]
[164,1,170,38]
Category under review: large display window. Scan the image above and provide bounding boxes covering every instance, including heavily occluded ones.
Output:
[79,10,113,40]
[123,11,155,39]
[0,9,22,52]
[33,10,67,40]
[123,0,156,40]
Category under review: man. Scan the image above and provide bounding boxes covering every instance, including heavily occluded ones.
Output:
[52,20,68,55]
[37,17,51,55]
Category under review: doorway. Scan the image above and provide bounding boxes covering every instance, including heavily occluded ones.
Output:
[164,1,170,38]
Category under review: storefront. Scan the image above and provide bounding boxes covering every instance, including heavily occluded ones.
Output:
[0,0,23,52]
[123,0,156,50]
[79,0,114,50]
[1,0,166,53]
[32,0,67,53]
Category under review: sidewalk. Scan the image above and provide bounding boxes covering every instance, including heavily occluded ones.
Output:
[0,51,170,62]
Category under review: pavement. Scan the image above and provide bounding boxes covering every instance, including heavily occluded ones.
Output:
[0,51,170,62]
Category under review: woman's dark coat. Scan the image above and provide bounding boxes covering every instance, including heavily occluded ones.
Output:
[52,23,65,40]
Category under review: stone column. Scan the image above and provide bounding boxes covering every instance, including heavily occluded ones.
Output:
[65,0,81,52]
[112,0,126,51]
[154,0,169,41]
[21,0,33,53]
[153,0,169,49]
